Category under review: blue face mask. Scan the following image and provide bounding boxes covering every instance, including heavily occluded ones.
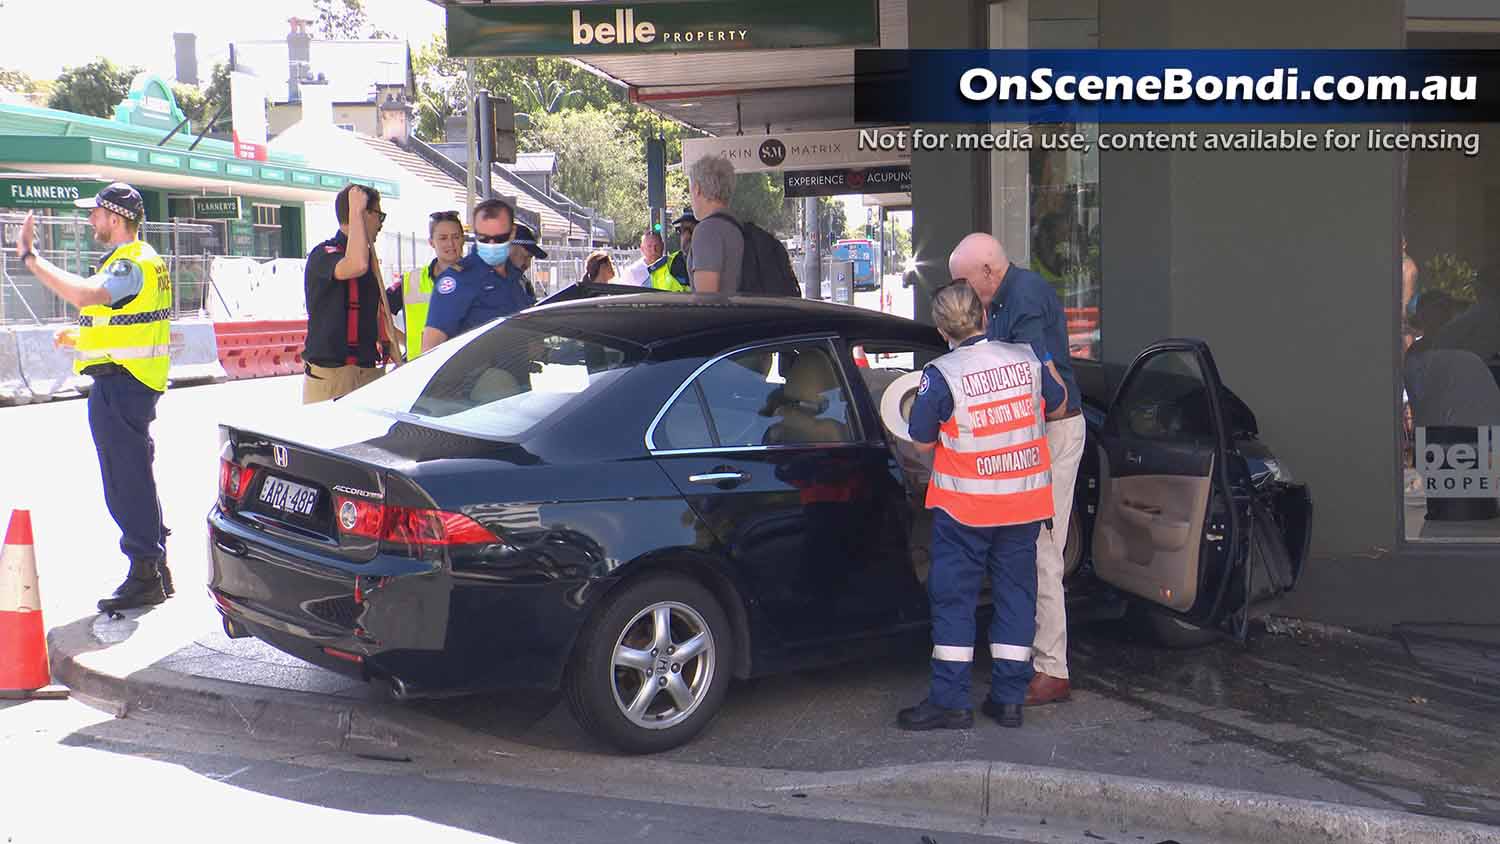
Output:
[475,242,510,266]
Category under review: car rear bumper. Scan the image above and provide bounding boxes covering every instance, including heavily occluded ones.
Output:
[207,506,594,695]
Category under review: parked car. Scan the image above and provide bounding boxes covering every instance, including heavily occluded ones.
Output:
[207,291,1311,753]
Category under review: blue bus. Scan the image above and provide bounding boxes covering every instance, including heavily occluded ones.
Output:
[832,238,877,290]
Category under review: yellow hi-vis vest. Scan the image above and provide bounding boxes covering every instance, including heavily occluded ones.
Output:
[649,252,690,292]
[74,239,172,392]
[402,262,436,358]
[925,340,1053,527]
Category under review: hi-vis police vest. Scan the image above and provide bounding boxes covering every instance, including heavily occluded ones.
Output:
[402,263,436,358]
[74,239,172,392]
[926,340,1054,527]
[649,252,690,292]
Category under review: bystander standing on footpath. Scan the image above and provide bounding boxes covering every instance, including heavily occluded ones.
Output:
[301,185,396,403]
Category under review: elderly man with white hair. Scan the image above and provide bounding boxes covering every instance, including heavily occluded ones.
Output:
[948,232,1085,708]
[686,154,743,294]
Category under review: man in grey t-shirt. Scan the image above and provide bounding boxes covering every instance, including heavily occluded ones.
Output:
[687,154,743,294]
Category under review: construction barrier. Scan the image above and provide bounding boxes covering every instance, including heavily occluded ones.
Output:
[0,327,32,407]
[214,319,308,381]
[13,324,90,401]
[167,318,229,387]
[207,257,308,322]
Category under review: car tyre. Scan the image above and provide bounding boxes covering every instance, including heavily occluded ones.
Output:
[565,574,732,754]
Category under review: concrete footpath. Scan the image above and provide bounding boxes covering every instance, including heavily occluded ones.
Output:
[42,599,1500,844]
[7,376,1499,843]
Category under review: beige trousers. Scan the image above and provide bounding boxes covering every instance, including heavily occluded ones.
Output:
[302,363,383,404]
[1033,413,1086,679]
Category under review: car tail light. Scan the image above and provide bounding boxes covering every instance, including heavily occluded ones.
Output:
[219,459,256,501]
[333,496,499,555]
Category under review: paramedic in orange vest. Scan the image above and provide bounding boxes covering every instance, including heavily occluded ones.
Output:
[897,281,1068,731]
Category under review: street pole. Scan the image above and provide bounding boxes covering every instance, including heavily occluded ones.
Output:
[802,196,820,299]
[464,59,476,219]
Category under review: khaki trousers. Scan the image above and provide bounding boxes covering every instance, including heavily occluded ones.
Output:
[1033,413,1086,679]
[302,363,383,404]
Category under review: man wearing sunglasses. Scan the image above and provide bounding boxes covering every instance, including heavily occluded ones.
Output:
[948,232,1084,709]
[385,210,465,360]
[422,198,532,353]
[302,184,391,403]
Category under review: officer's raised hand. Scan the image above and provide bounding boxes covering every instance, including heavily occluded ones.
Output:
[15,211,35,259]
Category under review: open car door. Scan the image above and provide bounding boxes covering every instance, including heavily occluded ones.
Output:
[1090,340,1252,634]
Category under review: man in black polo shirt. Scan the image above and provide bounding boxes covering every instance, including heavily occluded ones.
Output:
[303,184,388,403]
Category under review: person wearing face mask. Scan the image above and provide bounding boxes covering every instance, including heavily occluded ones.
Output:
[422,199,534,353]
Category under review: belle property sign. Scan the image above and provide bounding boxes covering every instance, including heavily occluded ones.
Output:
[446,1,878,56]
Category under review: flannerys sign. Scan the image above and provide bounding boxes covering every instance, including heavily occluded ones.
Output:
[446,0,878,56]
[0,177,107,209]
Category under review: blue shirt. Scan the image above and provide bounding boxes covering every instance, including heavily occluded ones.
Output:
[909,336,1065,444]
[425,249,537,339]
[92,245,145,307]
[986,264,1080,413]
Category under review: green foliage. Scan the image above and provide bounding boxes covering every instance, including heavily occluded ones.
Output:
[172,84,208,130]
[0,68,35,92]
[312,0,392,39]
[728,174,797,237]
[47,57,139,118]
[533,109,648,245]
[817,196,849,242]
[1420,253,1479,305]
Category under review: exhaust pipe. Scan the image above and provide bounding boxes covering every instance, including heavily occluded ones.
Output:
[380,674,411,702]
[221,615,251,639]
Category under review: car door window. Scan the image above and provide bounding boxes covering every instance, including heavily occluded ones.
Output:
[1109,350,1215,443]
[657,343,856,449]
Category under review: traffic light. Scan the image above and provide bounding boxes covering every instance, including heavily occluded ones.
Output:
[653,222,663,232]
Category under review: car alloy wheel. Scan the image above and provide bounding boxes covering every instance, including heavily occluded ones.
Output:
[610,601,716,730]
[565,574,733,753]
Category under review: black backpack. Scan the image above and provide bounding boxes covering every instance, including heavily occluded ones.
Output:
[708,213,802,297]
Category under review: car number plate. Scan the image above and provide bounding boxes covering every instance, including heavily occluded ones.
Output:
[259,476,319,516]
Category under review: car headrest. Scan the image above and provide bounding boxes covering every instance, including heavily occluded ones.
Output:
[784,354,839,405]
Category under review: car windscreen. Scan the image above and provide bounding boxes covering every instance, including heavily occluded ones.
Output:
[337,319,643,440]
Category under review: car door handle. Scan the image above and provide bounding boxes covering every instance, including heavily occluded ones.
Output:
[1125,450,1144,465]
[689,471,748,485]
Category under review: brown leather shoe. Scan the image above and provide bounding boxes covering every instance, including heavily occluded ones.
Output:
[1024,673,1071,706]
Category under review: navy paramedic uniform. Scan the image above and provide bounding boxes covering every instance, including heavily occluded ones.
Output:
[424,248,536,340]
[909,336,1063,710]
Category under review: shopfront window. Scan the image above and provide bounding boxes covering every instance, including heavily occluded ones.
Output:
[988,0,1101,361]
[253,204,283,258]
[1402,2,1500,542]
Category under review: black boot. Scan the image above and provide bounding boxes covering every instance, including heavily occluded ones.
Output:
[98,558,167,613]
[157,559,175,598]
[981,699,1024,728]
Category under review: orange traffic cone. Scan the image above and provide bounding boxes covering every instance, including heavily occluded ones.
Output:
[0,510,67,699]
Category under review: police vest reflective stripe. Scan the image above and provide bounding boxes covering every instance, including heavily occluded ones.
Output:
[649,252,690,292]
[402,264,435,358]
[74,239,171,392]
[925,340,1053,527]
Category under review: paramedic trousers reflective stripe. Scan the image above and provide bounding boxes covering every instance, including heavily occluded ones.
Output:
[928,509,1039,709]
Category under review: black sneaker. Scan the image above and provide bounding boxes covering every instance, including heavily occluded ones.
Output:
[897,700,973,731]
[981,699,1024,728]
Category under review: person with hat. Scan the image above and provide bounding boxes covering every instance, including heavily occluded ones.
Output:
[661,210,697,292]
[422,200,540,352]
[13,182,176,613]
[641,231,688,293]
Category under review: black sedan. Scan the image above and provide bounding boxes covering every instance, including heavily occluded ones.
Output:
[208,291,1311,753]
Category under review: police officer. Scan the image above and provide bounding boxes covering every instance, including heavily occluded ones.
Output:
[386,210,464,360]
[897,281,1066,731]
[664,210,697,290]
[644,229,688,293]
[14,183,174,612]
[422,199,535,353]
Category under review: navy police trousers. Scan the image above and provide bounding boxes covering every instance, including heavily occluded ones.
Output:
[927,510,1039,710]
[87,371,167,563]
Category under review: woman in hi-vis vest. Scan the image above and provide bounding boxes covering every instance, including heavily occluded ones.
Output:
[896,282,1067,732]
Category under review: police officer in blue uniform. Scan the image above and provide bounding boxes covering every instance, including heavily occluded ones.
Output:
[422,199,539,352]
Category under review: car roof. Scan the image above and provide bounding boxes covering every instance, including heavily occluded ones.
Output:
[518,292,943,352]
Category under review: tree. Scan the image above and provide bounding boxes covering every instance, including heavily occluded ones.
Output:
[817,197,849,243]
[729,174,797,237]
[47,58,139,118]
[173,83,208,131]
[0,68,33,92]
[533,109,648,245]
[312,0,392,39]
